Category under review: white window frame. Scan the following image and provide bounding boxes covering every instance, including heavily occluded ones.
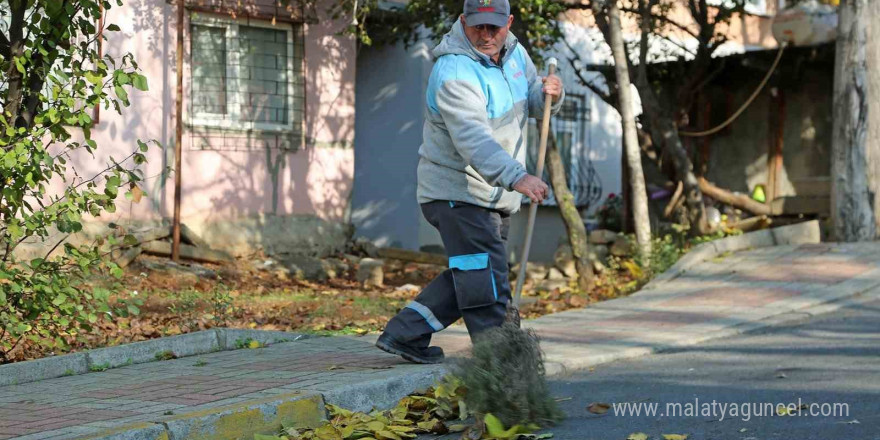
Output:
[188,13,298,133]
[707,0,770,16]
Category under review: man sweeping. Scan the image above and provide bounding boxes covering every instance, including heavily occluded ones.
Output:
[376,0,564,364]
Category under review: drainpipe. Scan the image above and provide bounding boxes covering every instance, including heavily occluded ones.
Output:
[172,0,184,261]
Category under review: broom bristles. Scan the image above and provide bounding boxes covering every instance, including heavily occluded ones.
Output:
[452,322,564,428]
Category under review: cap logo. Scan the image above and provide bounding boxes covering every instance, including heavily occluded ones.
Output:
[477,0,493,11]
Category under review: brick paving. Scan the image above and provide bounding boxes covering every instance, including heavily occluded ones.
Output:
[3,242,880,439]
[0,338,420,439]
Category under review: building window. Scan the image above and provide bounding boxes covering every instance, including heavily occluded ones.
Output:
[188,14,304,136]
[527,93,603,208]
[707,0,770,16]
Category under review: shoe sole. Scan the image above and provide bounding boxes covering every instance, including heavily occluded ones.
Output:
[376,339,443,364]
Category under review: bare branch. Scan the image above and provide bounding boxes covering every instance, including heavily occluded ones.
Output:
[619,5,697,39]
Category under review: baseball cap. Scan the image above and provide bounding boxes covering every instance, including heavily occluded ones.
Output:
[463,0,510,28]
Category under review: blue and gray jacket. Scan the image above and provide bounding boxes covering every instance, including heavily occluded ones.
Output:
[417,21,564,215]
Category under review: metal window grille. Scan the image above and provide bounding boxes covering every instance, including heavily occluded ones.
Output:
[188,13,305,151]
[527,93,603,208]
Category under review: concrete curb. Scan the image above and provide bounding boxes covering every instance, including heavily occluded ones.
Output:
[80,391,327,440]
[0,329,312,387]
[317,365,447,413]
[643,220,821,289]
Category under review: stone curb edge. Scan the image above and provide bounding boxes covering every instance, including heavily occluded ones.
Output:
[642,220,821,290]
[71,367,447,440]
[0,329,314,387]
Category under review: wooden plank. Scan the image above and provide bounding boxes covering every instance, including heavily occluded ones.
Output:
[770,196,831,216]
[376,247,447,267]
[790,177,831,197]
[131,227,170,244]
[179,223,211,248]
[112,246,143,268]
[141,241,233,264]
[726,215,772,233]
[699,178,771,216]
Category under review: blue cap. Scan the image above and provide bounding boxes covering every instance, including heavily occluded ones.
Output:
[463,0,510,28]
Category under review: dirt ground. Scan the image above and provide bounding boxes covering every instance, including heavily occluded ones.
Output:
[7,252,634,363]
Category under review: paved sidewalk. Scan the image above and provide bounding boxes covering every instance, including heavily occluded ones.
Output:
[2,241,880,440]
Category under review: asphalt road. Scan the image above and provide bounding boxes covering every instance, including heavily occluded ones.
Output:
[428,300,880,440]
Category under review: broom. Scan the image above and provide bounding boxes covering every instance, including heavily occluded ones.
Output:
[455,59,563,438]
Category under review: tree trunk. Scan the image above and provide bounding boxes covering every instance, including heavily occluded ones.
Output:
[546,129,592,292]
[607,1,652,255]
[831,0,880,241]
[869,0,880,235]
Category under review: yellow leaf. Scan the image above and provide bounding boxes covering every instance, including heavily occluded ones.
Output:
[587,402,611,415]
[622,260,643,279]
[627,433,648,440]
[416,420,440,432]
[327,405,353,418]
[366,421,386,432]
[661,435,689,440]
[484,413,506,437]
[314,425,342,440]
[447,424,468,432]
[388,426,415,433]
[130,184,144,203]
[339,425,355,439]
[375,430,401,440]
[248,340,262,349]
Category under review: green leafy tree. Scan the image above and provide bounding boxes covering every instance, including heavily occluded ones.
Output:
[0,0,153,362]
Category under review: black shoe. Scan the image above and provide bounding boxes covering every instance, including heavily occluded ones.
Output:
[376,333,445,364]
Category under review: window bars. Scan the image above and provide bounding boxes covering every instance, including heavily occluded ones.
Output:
[188,13,305,151]
[527,93,603,209]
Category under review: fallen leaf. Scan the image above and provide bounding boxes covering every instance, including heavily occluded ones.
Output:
[661,435,689,440]
[130,184,144,203]
[554,397,573,402]
[587,402,611,415]
[627,433,648,440]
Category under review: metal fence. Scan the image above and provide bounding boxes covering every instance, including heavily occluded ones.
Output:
[527,93,603,209]
[187,13,305,151]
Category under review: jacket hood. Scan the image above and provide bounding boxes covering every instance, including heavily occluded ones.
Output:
[432,20,519,66]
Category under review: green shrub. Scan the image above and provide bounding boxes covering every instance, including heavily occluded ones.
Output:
[0,0,155,363]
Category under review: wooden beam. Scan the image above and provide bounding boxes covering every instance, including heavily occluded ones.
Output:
[699,178,772,216]
[111,246,142,268]
[142,241,233,264]
[180,223,211,248]
[376,247,447,267]
[726,215,771,232]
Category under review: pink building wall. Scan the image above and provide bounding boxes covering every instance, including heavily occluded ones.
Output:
[60,0,356,256]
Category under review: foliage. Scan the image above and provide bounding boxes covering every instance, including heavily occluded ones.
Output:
[453,322,563,429]
[606,226,743,295]
[596,193,623,232]
[258,376,553,440]
[0,0,155,362]
[330,0,565,65]
[266,379,471,440]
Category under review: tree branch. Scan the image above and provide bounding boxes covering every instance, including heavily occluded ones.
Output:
[619,6,697,39]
